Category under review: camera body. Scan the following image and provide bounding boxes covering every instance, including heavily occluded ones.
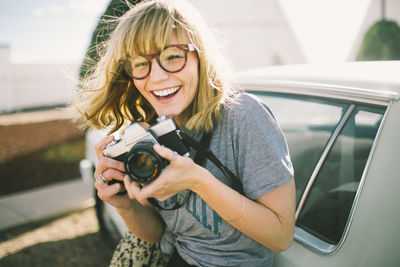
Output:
[103,116,189,184]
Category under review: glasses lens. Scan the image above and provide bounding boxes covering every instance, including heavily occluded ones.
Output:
[159,46,186,72]
[131,56,150,79]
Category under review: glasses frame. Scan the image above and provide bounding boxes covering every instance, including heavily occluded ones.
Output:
[122,44,196,80]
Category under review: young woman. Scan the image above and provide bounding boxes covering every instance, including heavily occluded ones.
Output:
[74,0,295,266]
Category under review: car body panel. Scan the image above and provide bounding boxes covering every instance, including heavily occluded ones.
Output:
[80,130,129,238]
[234,62,400,267]
[236,61,400,92]
[274,100,400,266]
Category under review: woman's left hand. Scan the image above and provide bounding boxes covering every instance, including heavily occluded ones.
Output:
[124,144,296,252]
[124,144,201,205]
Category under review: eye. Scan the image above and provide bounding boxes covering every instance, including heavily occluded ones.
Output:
[134,61,149,68]
[166,54,183,61]
[131,56,149,69]
[161,47,185,62]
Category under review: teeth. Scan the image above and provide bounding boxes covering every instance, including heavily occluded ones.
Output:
[153,87,180,97]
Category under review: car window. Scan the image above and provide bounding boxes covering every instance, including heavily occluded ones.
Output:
[252,92,348,204]
[296,105,384,245]
[252,91,386,250]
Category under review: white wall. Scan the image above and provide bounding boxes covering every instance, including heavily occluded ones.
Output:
[0,45,79,113]
[11,64,78,109]
[1,0,306,112]
[0,45,15,112]
[189,0,306,70]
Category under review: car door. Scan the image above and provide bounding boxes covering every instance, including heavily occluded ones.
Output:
[249,90,387,266]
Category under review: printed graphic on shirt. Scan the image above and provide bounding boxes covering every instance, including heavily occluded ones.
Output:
[157,192,224,236]
[185,193,223,236]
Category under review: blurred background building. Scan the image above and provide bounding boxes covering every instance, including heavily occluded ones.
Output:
[0,44,78,113]
[0,0,399,113]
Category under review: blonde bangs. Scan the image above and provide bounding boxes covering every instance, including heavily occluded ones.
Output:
[121,3,181,57]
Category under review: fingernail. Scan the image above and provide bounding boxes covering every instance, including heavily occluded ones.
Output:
[154,144,161,150]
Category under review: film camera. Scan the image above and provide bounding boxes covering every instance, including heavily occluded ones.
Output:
[103,116,189,184]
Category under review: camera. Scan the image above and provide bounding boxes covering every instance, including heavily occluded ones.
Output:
[103,116,189,184]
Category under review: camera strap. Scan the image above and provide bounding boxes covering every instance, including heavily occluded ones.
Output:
[180,131,244,195]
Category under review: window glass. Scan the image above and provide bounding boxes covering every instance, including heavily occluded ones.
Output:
[252,92,348,204]
[296,106,384,244]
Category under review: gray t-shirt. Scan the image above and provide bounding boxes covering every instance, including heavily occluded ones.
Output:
[158,93,294,267]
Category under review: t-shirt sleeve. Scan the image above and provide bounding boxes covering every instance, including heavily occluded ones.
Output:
[230,94,294,200]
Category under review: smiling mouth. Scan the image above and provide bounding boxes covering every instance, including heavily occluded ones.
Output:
[151,86,181,99]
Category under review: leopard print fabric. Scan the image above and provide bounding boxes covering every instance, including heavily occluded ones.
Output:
[109,231,170,267]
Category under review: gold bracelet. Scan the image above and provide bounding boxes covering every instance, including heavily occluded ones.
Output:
[225,195,245,222]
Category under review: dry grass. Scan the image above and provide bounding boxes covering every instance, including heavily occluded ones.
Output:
[0,208,115,267]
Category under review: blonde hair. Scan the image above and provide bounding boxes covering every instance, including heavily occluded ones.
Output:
[73,0,236,133]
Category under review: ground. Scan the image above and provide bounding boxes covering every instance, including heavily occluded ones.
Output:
[0,110,115,266]
[0,208,116,266]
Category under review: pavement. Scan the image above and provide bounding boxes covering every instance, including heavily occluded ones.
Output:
[0,109,75,126]
[0,109,93,231]
[0,109,91,231]
[0,178,94,231]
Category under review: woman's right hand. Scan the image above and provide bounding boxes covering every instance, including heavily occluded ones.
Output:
[93,135,132,210]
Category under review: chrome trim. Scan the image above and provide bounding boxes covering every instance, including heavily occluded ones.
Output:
[79,159,95,185]
[293,102,389,254]
[294,227,336,254]
[332,101,391,253]
[241,80,399,106]
[295,104,356,220]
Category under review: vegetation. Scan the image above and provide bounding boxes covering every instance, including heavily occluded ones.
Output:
[0,138,85,195]
[80,0,142,79]
[357,19,400,61]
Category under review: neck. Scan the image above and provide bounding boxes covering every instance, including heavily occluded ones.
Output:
[173,102,193,127]
[174,112,190,128]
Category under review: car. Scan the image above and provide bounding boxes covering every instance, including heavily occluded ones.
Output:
[80,129,129,246]
[80,61,400,265]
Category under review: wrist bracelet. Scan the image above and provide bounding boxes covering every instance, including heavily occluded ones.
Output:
[225,195,245,222]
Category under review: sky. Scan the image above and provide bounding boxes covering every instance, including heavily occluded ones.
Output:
[0,0,109,64]
[0,0,373,65]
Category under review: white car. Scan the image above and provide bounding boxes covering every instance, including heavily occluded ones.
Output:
[80,61,400,266]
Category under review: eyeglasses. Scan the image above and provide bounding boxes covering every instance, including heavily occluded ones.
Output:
[121,44,196,80]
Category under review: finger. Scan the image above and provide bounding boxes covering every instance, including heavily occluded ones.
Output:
[94,173,109,187]
[94,175,111,191]
[93,160,124,186]
[97,157,125,172]
[95,135,115,159]
[124,176,152,206]
[97,183,123,200]
[124,176,142,200]
[153,144,178,162]
[103,168,126,181]
[137,178,167,203]
[127,179,156,206]
[140,185,176,203]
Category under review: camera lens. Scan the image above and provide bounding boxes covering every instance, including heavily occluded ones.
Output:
[124,141,166,183]
[133,153,155,173]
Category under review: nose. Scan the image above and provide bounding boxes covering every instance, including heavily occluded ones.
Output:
[148,58,168,82]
